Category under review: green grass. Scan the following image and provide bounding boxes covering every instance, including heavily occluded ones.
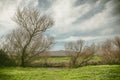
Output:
[92,56,101,61]
[48,57,69,62]
[34,56,101,63]
[0,65,120,80]
[34,57,70,63]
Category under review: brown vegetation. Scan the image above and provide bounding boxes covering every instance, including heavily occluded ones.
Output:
[99,36,120,64]
[65,39,95,67]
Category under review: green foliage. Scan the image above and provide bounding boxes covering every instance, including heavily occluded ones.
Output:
[0,65,120,80]
[0,49,16,66]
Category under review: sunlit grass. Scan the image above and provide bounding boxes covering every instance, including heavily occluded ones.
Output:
[0,65,120,80]
[34,57,70,63]
[34,56,101,63]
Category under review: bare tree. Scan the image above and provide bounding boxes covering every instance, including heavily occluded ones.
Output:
[113,36,120,63]
[3,7,54,67]
[100,37,120,64]
[65,39,95,67]
[113,36,120,50]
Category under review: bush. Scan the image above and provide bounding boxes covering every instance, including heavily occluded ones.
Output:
[100,37,120,64]
[65,40,95,68]
[0,49,16,66]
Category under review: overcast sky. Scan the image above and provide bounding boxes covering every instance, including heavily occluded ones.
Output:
[0,0,120,50]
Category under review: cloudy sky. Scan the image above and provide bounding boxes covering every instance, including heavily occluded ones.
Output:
[0,0,120,50]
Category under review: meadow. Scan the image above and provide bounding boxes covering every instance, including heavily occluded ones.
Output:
[33,56,101,63]
[0,65,120,80]
[0,1,120,80]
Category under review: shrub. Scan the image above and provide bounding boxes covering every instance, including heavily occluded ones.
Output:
[100,37,120,64]
[0,49,16,66]
[65,40,95,68]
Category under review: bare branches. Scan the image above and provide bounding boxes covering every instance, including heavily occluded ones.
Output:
[100,37,120,64]
[113,36,120,50]
[65,39,95,67]
[65,40,84,52]
[13,7,54,36]
[3,7,54,67]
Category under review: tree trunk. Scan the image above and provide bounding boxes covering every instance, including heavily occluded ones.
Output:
[20,52,25,67]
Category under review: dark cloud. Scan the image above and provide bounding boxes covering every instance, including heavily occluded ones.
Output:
[112,0,120,13]
[73,0,110,24]
[110,0,120,34]
[74,0,98,6]
[112,0,120,20]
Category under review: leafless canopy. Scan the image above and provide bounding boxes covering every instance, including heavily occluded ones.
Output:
[3,7,54,67]
[100,36,120,64]
[65,39,95,67]
[113,36,120,50]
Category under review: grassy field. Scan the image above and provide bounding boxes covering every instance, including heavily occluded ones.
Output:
[34,56,101,63]
[34,57,70,63]
[0,65,120,80]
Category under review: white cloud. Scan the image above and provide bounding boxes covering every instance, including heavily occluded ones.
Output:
[45,0,119,48]
[0,0,39,35]
[0,0,21,33]
[0,0,119,50]
[51,45,64,51]
[48,0,92,34]
[0,0,39,22]
[56,36,101,42]
[100,28,114,35]
[67,0,114,32]
[56,34,120,43]
[48,0,116,38]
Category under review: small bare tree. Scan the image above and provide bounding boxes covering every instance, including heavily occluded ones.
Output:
[65,40,84,67]
[3,7,54,67]
[65,39,95,67]
[113,36,120,50]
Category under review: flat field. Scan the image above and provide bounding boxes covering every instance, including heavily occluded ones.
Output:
[0,65,120,80]
[33,56,101,63]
